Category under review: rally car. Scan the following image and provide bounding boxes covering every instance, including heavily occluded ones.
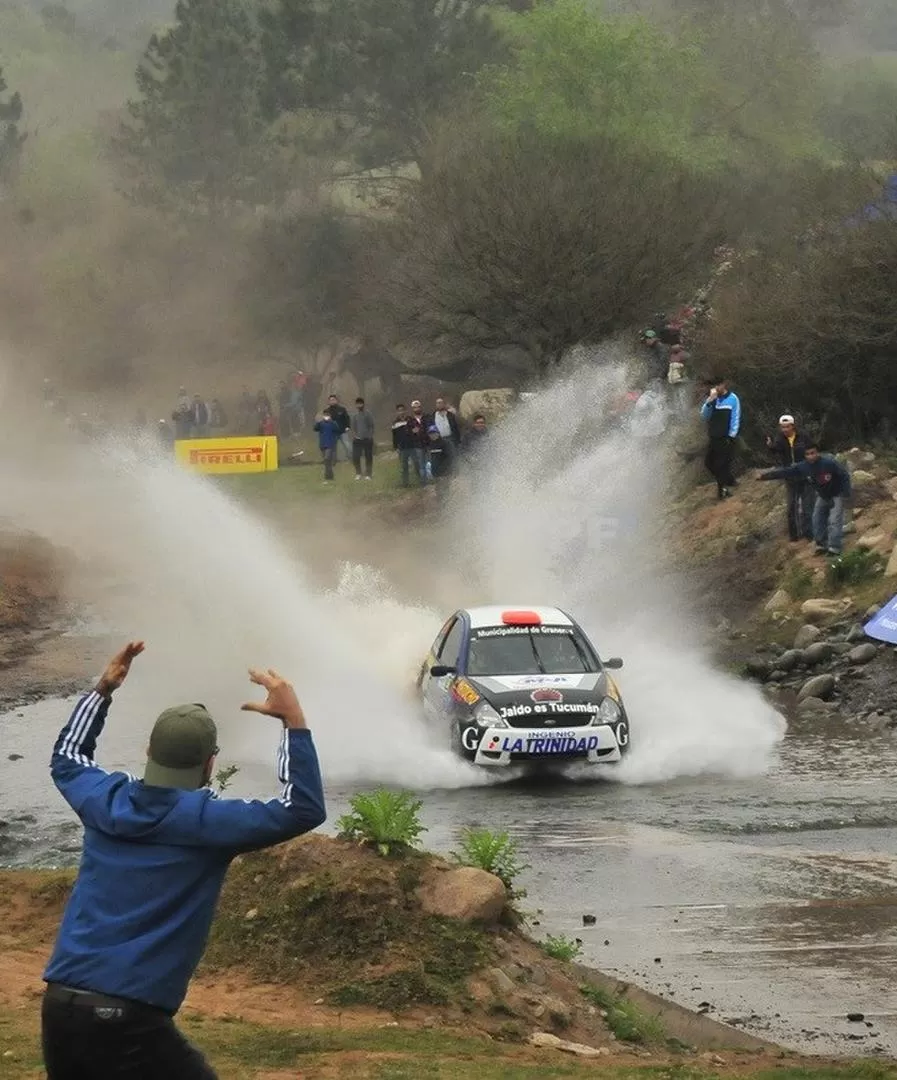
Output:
[417,606,630,767]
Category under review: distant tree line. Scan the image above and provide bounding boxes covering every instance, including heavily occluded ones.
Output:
[92,0,897,436]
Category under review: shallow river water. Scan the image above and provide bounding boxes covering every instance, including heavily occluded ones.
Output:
[2,697,896,1057]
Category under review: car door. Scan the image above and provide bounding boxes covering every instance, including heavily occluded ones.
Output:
[422,615,465,717]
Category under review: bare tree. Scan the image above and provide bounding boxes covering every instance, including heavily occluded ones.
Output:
[367,129,735,377]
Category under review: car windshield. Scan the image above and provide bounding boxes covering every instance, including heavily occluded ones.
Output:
[466,626,598,676]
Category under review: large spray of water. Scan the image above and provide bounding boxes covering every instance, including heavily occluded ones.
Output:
[0,350,783,795]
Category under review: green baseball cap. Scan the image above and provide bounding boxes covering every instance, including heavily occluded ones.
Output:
[143,704,218,790]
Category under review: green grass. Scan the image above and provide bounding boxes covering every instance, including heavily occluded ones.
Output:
[5,1004,897,1080]
[580,984,667,1046]
[216,447,419,504]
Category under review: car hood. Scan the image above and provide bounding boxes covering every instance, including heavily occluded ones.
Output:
[467,672,609,725]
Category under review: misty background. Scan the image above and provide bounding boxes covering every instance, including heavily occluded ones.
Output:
[0,0,894,442]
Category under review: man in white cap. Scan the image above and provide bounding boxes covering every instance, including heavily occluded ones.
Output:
[765,413,814,541]
[40,642,325,1078]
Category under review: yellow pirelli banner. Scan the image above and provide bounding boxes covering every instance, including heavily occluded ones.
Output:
[174,436,279,474]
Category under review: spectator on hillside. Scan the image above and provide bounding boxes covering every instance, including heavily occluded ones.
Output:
[157,419,174,447]
[190,395,210,438]
[391,403,426,487]
[314,410,341,483]
[426,425,451,482]
[641,330,670,380]
[432,397,461,471]
[210,398,228,431]
[237,387,255,434]
[765,414,814,542]
[758,442,851,556]
[278,381,293,437]
[350,397,375,481]
[461,413,489,466]
[172,388,192,440]
[700,376,741,500]
[326,394,352,461]
[666,344,689,418]
[256,391,274,436]
[291,371,307,433]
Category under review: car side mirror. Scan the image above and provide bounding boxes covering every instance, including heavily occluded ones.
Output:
[430,664,456,677]
[603,657,624,670]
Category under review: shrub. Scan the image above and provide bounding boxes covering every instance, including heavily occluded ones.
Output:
[580,984,666,1045]
[451,827,530,891]
[542,934,583,962]
[826,548,884,587]
[213,764,240,793]
[337,790,427,856]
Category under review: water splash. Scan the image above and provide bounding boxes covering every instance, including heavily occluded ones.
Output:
[0,407,474,790]
[449,348,786,783]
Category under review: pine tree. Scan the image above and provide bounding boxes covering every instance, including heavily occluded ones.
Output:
[117,0,275,211]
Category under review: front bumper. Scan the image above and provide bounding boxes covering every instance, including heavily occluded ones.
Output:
[472,724,622,767]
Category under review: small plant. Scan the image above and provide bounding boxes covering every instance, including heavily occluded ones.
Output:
[580,984,666,1045]
[542,933,583,962]
[337,789,427,856]
[452,827,530,892]
[782,562,815,600]
[826,548,884,587]
[213,764,240,793]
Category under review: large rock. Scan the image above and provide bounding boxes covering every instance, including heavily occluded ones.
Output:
[798,674,836,702]
[886,477,897,501]
[797,696,836,715]
[857,532,887,552]
[886,544,897,578]
[849,644,878,666]
[764,589,792,614]
[800,597,853,623]
[777,649,804,672]
[794,625,823,649]
[804,641,834,666]
[529,1033,609,1058]
[417,866,507,923]
[459,389,517,424]
[849,469,876,486]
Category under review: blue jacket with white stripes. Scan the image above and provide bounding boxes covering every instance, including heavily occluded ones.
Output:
[42,690,326,1014]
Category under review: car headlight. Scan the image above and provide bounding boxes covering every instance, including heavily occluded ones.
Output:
[594,697,621,726]
[474,700,508,728]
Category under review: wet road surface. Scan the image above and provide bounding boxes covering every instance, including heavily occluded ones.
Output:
[2,698,896,1057]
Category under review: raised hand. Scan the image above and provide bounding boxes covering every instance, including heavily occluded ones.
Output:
[96,641,145,697]
[241,668,306,730]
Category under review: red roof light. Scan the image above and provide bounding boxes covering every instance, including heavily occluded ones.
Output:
[501,610,542,626]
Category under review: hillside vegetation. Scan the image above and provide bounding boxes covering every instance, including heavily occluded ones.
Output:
[0,0,893,431]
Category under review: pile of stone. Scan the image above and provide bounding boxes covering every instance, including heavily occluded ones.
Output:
[744,601,896,731]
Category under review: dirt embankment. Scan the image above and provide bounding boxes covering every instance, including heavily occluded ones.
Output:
[0,836,858,1080]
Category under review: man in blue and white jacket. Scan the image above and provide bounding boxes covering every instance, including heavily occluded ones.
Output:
[700,376,742,500]
[41,642,326,1079]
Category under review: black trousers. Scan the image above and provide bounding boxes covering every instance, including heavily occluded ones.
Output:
[42,985,217,1079]
[352,438,374,476]
[705,436,735,490]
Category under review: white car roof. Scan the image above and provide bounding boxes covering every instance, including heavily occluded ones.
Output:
[465,605,573,629]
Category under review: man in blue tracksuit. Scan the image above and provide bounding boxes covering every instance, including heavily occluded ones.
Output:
[700,377,741,500]
[758,442,852,555]
[41,642,326,1079]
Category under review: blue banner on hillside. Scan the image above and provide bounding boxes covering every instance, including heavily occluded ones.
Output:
[864,594,897,645]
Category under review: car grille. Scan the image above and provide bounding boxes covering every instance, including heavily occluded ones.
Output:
[504,712,596,729]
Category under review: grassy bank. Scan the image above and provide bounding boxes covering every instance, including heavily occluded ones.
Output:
[3,1005,896,1080]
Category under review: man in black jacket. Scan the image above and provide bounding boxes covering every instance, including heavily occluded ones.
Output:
[766,414,814,542]
[326,394,352,461]
[391,403,426,487]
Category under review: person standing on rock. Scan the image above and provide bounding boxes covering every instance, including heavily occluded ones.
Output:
[40,642,325,1080]
[700,377,741,500]
[766,414,814,543]
[757,442,852,556]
